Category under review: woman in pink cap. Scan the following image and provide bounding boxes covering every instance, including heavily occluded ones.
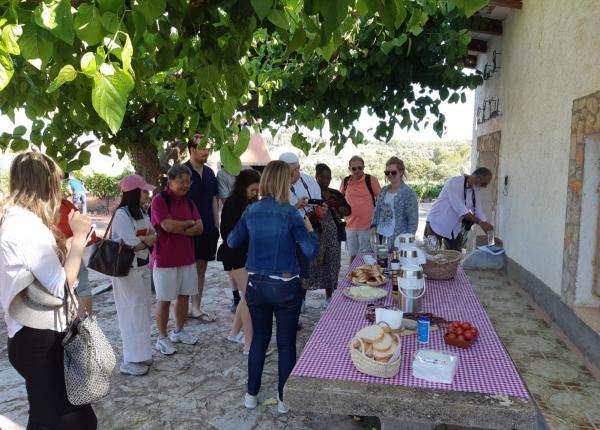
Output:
[111,174,157,376]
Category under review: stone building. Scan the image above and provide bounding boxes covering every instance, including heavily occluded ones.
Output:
[469,0,600,365]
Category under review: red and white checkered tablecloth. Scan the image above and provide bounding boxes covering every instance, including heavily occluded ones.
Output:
[291,254,530,399]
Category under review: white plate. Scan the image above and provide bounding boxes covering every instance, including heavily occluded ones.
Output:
[342,286,388,301]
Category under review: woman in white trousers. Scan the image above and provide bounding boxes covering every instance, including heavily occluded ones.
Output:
[110,175,157,376]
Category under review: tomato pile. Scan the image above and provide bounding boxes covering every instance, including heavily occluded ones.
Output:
[446,320,479,343]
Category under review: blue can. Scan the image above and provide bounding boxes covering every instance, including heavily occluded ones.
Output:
[417,317,430,344]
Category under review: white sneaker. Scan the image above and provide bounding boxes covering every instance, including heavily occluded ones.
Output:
[155,337,177,355]
[169,329,198,345]
[301,300,306,314]
[277,394,289,414]
[226,332,245,344]
[119,362,149,376]
[244,393,258,409]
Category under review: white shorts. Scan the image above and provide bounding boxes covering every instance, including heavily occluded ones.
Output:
[153,264,198,302]
[345,228,372,256]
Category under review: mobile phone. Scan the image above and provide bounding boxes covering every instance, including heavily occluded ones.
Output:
[307,198,325,205]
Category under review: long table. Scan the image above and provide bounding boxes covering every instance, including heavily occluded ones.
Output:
[284,255,541,430]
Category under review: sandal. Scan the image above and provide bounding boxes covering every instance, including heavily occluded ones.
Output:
[198,311,216,323]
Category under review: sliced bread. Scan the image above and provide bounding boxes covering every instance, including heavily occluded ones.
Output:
[373,333,392,352]
[356,325,384,344]
[373,347,394,360]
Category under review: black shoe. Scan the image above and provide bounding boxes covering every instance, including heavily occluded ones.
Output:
[230,300,238,314]
[296,321,303,331]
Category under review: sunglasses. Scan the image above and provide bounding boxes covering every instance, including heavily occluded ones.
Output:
[384,170,399,176]
[351,166,364,171]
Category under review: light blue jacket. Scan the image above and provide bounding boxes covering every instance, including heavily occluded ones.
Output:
[371,184,418,236]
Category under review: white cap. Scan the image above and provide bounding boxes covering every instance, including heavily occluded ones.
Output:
[278,152,299,164]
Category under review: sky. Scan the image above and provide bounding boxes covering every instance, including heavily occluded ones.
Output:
[0,89,475,175]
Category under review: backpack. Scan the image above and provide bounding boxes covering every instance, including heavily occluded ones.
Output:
[342,174,376,207]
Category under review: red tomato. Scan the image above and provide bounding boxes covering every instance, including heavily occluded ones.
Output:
[451,320,461,328]
[455,327,464,335]
[447,333,457,341]
[447,326,455,334]
[457,335,465,341]
[471,327,479,336]
[464,330,474,341]
[461,321,472,330]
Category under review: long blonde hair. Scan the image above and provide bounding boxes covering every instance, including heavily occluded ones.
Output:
[259,160,291,204]
[1,151,66,254]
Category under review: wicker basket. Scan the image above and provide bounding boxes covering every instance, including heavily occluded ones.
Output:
[348,332,401,378]
[422,250,462,280]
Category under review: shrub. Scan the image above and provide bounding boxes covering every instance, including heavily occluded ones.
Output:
[408,181,444,202]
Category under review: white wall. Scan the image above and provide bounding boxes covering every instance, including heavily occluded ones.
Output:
[473,0,600,296]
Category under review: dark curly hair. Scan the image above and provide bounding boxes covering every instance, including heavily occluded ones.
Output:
[226,169,261,209]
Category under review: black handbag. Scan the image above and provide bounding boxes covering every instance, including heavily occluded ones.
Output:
[330,209,347,242]
[88,211,135,277]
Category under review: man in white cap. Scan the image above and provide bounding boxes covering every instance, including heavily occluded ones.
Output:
[278,152,322,213]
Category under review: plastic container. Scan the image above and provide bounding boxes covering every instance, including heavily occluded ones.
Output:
[412,349,459,384]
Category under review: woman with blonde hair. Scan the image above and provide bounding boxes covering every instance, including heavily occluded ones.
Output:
[0,152,97,429]
[228,160,319,414]
[371,156,419,244]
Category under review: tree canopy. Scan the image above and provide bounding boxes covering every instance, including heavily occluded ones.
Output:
[0,0,488,179]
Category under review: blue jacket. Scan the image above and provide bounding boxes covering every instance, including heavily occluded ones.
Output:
[371,184,419,237]
[227,197,319,277]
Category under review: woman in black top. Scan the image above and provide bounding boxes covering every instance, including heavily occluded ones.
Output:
[217,169,262,354]
[305,163,352,306]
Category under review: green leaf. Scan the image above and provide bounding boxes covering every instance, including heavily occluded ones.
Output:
[47,64,77,93]
[234,127,250,156]
[0,51,14,91]
[99,0,124,13]
[250,0,273,20]
[19,23,54,70]
[1,24,22,55]
[286,28,305,54]
[439,87,449,100]
[304,0,318,15]
[449,93,460,103]
[136,0,167,25]
[320,0,347,37]
[320,36,335,62]
[121,33,133,73]
[220,144,241,176]
[81,52,97,76]
[175,79,186,98]
[380,34,407,55]
[74,4,105,46]
[13,125,27,136]
[291,131,310,155]
[454,0,489,18]
[267,9,288,29]
[34,0,75,45]
[100,12,119,33]
[91,68,135,134]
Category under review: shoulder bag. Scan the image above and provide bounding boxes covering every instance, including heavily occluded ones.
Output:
[88,209,135,277]
[62,285,116,405]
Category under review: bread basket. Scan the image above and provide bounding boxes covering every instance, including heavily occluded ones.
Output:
[349,332,401,378]
[422,250,462,280]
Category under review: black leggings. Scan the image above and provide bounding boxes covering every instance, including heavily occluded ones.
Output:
[7,327,97,430]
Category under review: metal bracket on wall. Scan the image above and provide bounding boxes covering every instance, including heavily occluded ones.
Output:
[477,97,502,124]
[482,50,501,81]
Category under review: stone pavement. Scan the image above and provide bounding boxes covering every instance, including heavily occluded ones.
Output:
[1,256,599,430]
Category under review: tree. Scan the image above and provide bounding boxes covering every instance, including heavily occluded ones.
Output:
[0,0,488,179]
[84,172,120,213]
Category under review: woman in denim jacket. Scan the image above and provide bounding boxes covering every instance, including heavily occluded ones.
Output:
[371,157,419,244]
[228,160,319,414]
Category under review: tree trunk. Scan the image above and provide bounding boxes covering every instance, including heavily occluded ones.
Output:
[128,143,164,186]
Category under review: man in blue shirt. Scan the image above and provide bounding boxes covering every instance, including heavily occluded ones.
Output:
[67,172,87,214]
[185,134,219,322]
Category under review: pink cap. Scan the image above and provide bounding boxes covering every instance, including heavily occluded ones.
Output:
[119,175,155,192]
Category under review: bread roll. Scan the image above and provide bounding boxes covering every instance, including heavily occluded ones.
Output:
[373,347,393,360]
[365,343,373,358]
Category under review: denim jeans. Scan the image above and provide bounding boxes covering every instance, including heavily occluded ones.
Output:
[245,274,302,400]
[73,192,87,214]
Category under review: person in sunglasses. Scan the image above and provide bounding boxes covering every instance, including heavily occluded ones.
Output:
[341,156,381,263]
[370,157,418,245]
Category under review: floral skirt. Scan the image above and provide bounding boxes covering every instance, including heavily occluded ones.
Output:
[304,212,341,291]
